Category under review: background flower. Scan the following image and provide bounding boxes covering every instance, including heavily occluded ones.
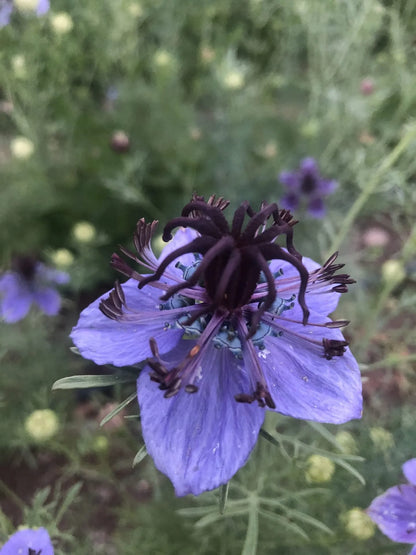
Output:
[278,157,338,218]
[367,458,416,553]
[0,256,69,323]
[0,527,54,555]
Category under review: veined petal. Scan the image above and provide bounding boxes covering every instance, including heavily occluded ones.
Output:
[158,227,200,275]
[34,287,61,315]
[367,484,416,544]
[403,459,416,486]
[138,339,265,496]
[260,310,362,423]
[71,279,184,366]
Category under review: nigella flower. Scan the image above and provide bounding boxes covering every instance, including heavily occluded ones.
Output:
[0,256,69,323]
[71,195,362,496]
[279,157,338,218]
[0,0,49,28]
[0,527,54,555]
[367,458,416,554]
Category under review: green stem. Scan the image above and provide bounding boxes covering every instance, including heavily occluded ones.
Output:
[327,124,416,256]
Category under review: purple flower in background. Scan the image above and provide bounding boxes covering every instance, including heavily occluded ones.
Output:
[0,0,49,28]
[367,458,416,554]
[279,157,338,218]
[71,194,362,496]
[0,256,69,323]
[0,527,54,555]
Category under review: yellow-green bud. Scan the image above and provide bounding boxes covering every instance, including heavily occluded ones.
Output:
[305,454,335,483]
[11,55,27,78]
[50,12,74,34]
[222,70,245,90]
[93,435,109,453]
[25,409,59,442]
[128,2,144,18]
[10,136,34,159]
[381,259,406,285]
[343,508,375,540]
[153,50,175,69]
[369,427,394,451]
[335,431,358,454]
[14,0,39,12]
[51,248,74,268]
[72,221,96,243]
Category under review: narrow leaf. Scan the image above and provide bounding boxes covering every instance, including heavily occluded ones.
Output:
[132,445,147,468]
[52,373,136,390]
[242,502,259,555]
[219,482,229,515]
[100,392,137,426]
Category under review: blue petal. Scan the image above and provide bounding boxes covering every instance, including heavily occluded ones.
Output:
[33,287,61,316]
[403,459,416,486]
[0,527,54,555]
[260,310,362,423]
[71,279,183,366]
[138,339,265,496]
[0,274,32,323]
[367,484,416,544]
[36,0,50,15]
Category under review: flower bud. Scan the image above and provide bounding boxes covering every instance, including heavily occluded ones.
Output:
[10,136,34,159]
[11,55,27,78]
[25,409,59,441]
[72,221,96,243]
[360,78,375,96]
[305,454,335,483]
[343,508,375,540]
[14,0,38,12]
[222,70,244,90]
[335,431,358,454]
[110,130,130,153]
[51,248,74,268]
[369,427,394,451]
[50,12,73,34]
[381,259,406,285]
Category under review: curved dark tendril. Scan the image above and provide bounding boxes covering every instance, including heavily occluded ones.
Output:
[240,203,278,241]
[162,216,224,242]
[231,201,250,238]
[245,249,277,337]
[181,201,230,234]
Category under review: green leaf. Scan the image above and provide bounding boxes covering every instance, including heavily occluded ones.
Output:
[259,509,309,540]
[132,445,147,468]
[100,392,137,426]
[55,482,82,526]
[194,506,248,528]
[52,373,136,390]
[286,508,334,535]
[219,482,229,515]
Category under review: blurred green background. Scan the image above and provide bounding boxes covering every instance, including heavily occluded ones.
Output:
[1,0,416,553]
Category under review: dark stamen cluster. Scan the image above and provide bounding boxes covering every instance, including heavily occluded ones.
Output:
[311,252,356,293]
[235,382,276,409]
[323,338,349,359]
[28,549,42,555]
[100,280,126,320]
[138,194,310,336]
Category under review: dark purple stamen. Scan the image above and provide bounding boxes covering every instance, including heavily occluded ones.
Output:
[12,255,38,281]
[323,338,349,359]
[138,195,310,336]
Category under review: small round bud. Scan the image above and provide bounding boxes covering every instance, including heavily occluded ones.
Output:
[305,454,335,483]
[93,435,109,453]
[110,130,130,153]
[72,221,96,243]
[25,409,59,442]
[50,12,73,34]
[381,259,406,285]
[343,508,375,540]
[369,427,394,451]
[222,70,244,90]
[50,248,74,268]
[335,431,358,454]
[360,78,375,96]
[14,0,38,12]
[10,136,34,159]
[11,55,27,78]
[128,2,143,17]
[153,49,175,69]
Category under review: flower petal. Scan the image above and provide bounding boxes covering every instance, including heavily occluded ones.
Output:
[71,279,184,366]
[260,311,362,423]
[367,484,416,544]
[36,0,50,16]
[307,197,326,219]
[138,340,265,496]
[0,274,32,323]
[0,527,54,555]
[34,287,61,315]
[403,459,416,486]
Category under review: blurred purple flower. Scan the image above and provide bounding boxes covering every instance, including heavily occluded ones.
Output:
[0,0,49,27]
[0,256,69,323]
[367,458,416,554]
[71,195,361,496]
[0,527,54,555]
[279,157,338,219]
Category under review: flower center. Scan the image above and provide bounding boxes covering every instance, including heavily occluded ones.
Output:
[301,173,317,194]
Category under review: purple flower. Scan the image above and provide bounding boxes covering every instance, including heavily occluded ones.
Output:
[0,0,49,28]
[0,256,69,323]
[0,527,54,555]
[367,458,416,554]
[71,195,362,496]
[278,157,338,218]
